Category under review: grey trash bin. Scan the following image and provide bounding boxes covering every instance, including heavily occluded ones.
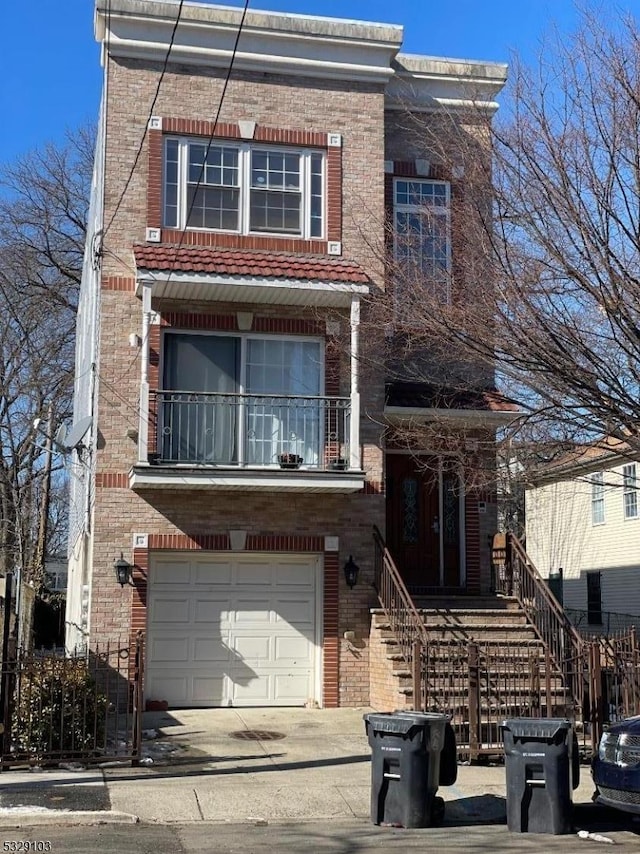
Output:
[364,711,449,828]
[501,717,579,835]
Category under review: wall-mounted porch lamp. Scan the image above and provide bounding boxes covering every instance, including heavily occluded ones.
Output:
[343,555,359,589]
[114,553,133,587]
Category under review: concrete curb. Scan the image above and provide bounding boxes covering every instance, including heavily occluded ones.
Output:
[0,809,139,828]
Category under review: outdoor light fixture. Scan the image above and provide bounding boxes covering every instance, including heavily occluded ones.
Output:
[343,555,359,589]
[114,553,133,587]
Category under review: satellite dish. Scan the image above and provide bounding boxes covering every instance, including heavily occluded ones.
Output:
[62,416,93,452]
[54,423,68,448]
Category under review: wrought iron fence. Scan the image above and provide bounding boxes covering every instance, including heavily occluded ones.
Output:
[0,635,143,769]
[151,390,351,468]
[414,638,573,759]
[566,608,639,637]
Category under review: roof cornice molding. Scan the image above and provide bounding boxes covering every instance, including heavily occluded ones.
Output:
[385,53,508,114]
[95,0,404,83]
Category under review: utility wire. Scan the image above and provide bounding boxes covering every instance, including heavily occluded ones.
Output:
[98,0,251,423]
[105,0,251,396]
[162,0,250,279]
[103,0,186,239]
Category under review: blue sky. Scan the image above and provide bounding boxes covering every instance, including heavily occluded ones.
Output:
[0,0,635,166]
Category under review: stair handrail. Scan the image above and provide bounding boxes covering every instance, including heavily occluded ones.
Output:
[372,526,427,666]
[501,532,585,708]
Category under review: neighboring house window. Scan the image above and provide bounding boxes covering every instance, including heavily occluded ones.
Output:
[393,179,451,304]
[591,472,605,525]
[586,570,603,625]
[623,463,638,519]
[164,138,325,238]
[160,332,324,465]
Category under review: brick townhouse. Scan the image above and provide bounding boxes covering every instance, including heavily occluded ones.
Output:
[66,0,510,708]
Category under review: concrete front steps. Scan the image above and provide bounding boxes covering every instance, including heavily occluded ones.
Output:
[369,597,572,754]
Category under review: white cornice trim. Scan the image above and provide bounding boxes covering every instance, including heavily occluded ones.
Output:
[385,53,508,114]
[96,1,403,83]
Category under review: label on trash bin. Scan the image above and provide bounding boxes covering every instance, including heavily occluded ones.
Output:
[523,752,545,757]
[381,746,401,752]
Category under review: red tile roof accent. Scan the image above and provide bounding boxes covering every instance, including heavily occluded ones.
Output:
[133,244,369,284]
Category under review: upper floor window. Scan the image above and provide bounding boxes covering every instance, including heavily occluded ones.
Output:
[591,471,605,525]
[393,179,451,303]
[164,138,325,238]
[623,463,638,519]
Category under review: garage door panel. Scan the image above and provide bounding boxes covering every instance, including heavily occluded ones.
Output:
[274,673,312,701]
[235,562,275,585]
[147,553,319,707]
[275,598,314,624]
[233,634,272,661]
[194,598,230,624]
[194,562,232,585]
[150,597,191,623]
[149,636,190,663]
[154,559,192,585]
[193,636,233,662]
[192,676,226,704]
[276,563,315,587]
[147,673,189,704]
[234,601,275,623]
[275,635,314,663]
[229,673,271,704]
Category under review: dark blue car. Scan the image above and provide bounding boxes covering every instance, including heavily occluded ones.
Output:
[592,715,640,815]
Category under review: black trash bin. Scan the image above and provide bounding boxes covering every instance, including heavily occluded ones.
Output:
[364,711,449,828]
[501,717,580,835]
[394,710,458,786]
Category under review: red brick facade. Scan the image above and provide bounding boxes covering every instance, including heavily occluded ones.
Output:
[78,5,499,713]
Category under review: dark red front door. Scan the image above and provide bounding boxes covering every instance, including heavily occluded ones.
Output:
[386,454,440,589]
[385,454,462,591]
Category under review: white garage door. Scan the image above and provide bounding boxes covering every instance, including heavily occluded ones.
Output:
[146,553,321,707]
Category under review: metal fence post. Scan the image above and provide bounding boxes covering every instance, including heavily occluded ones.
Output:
[589,641,603,753]
[468,643,480,762]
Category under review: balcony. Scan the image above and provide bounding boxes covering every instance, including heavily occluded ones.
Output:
[130,391,365,493]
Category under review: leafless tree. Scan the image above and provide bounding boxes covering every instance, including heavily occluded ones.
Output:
[0,126,92,590]
[358,11,640,511]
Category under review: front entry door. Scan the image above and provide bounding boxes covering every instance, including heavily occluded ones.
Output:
[386,454,462,591]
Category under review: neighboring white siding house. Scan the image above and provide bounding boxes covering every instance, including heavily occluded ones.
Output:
[525,445,640,629]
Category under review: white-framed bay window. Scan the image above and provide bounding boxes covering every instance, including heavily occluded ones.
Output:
[393,178,451,305]
[160,331,324,466]
[164,138,325,238]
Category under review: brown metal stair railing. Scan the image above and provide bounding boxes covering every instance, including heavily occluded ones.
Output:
[495,532,586,719]
[373,525,427,700]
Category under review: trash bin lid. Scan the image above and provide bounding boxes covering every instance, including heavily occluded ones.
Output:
[393,711,449,723]
[363,713,425,735]
[501,717,572,740]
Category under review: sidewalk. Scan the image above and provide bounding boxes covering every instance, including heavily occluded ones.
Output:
[0,708,636,843]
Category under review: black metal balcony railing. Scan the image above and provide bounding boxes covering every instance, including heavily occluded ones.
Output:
[150,390,352,469]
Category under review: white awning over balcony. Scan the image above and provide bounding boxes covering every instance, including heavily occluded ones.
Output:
[136,270,369,308]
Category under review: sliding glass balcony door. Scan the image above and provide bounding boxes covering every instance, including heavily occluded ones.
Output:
[161,332,322,466]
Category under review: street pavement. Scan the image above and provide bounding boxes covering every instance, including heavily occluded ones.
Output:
[0,708,637,850]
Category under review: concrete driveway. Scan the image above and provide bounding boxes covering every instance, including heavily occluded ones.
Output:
[2,706,639,848]
[105,707,374,823]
